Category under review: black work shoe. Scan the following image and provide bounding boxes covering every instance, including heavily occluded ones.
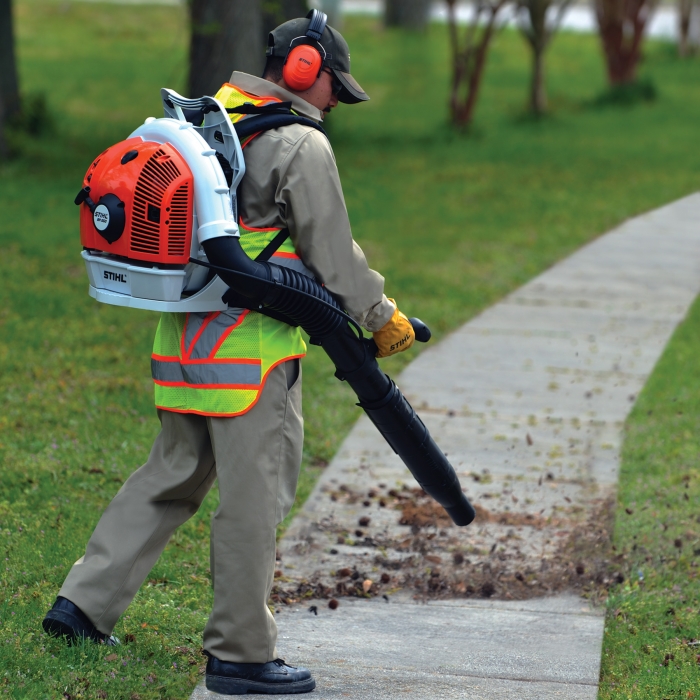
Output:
[42,596,119,646]
[205,654,316,695]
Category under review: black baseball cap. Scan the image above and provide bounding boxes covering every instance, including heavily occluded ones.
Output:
[266,13,369,104]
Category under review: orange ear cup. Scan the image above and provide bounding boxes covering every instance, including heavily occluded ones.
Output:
[283,45,323,91]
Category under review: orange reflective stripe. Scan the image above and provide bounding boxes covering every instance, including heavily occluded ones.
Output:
[241,133,263,149]
[272,251,300,259]
[238,216,280,233]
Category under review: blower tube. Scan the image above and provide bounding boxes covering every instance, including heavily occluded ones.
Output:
[202,237,476,527]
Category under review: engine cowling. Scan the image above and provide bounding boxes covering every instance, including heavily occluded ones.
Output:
[79,137,195,266]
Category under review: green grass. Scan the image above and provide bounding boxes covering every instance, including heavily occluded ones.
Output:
[599,293,700,698]
[1,1,699,697]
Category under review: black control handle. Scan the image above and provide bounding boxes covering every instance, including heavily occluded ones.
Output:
[408,317,431,343]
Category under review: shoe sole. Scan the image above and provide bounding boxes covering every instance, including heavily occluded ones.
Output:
[206,674,316,695]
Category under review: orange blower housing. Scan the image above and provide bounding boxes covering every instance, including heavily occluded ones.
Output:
[79,137,194,266]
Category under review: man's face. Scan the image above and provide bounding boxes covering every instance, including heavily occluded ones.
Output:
[282,69,339,118]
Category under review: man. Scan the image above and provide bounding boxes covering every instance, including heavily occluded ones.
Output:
[43,12,415,696]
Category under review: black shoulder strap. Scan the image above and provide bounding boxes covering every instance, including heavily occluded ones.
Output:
[227,102,293,116]
[233,113,321,262]
[233,113,326,141]
[255,228,290,261]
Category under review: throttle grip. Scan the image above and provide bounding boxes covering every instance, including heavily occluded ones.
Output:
[408,317,431,343]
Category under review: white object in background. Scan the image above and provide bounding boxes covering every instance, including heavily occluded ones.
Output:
[325,0,343,28]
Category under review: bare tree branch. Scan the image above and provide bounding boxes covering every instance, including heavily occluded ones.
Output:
[550,0,575,37]
[447,0,511,127]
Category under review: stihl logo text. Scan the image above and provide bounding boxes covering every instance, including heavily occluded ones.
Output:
[104,271,127,283]
[390,333,412,352]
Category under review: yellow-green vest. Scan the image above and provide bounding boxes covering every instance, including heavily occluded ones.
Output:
[151,84,309,417]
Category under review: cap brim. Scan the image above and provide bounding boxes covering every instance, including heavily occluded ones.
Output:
[332,69,369,104]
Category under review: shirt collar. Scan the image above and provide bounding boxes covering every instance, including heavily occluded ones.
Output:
[228,72,324,123]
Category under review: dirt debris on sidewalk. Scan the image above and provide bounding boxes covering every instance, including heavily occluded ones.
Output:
[271,482,626,609]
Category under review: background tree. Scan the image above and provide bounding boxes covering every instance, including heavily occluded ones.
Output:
[516,0,574,115]
[188,0,264,98]
[316,0,342,29]
[0,0,21,159]
[385,0,433,30]
[594,0,657,86]
[447,0,510,127]
[263,0,309,37]
[679,0,699,57]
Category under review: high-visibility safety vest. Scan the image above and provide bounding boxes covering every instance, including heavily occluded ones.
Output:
[151,83,314,417]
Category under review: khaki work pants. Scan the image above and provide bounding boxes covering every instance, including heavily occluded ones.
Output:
[59,360,303,663]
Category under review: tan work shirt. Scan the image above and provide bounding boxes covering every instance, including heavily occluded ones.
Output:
[230,72,394,332]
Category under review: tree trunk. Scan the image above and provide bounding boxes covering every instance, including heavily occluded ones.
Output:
[594,0,651,86]
[678,0,700,58]
[679,0,693,56]
[0,0,21,158]
[189,0,264,99]
[263,0,310,39]
[0,94,7,160]
[281,0,308,16]
[385,0,433,30]
[530,42,547,114]
[455,22,496,125]
[0,0,20,121]
[520,0,550,115]
[448,0,504,128]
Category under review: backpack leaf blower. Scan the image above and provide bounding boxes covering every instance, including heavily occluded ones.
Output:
[78,89,475,527]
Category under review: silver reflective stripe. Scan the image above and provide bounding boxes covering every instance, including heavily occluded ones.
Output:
[184,308,245,360]
[151,359,184,383]
[183,313,207,354]
[152,359,260,386]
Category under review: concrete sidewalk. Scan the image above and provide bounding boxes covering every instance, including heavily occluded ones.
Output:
[193,193,700,699]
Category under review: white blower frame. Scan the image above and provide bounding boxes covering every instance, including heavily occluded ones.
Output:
[83,89,244,313]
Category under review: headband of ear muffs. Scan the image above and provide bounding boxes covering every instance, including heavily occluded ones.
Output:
[282,10,328,92]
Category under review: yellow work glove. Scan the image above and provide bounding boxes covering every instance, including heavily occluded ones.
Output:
[373,299,415,358]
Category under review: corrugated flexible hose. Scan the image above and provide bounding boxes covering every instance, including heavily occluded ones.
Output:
[198,237,476,526]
